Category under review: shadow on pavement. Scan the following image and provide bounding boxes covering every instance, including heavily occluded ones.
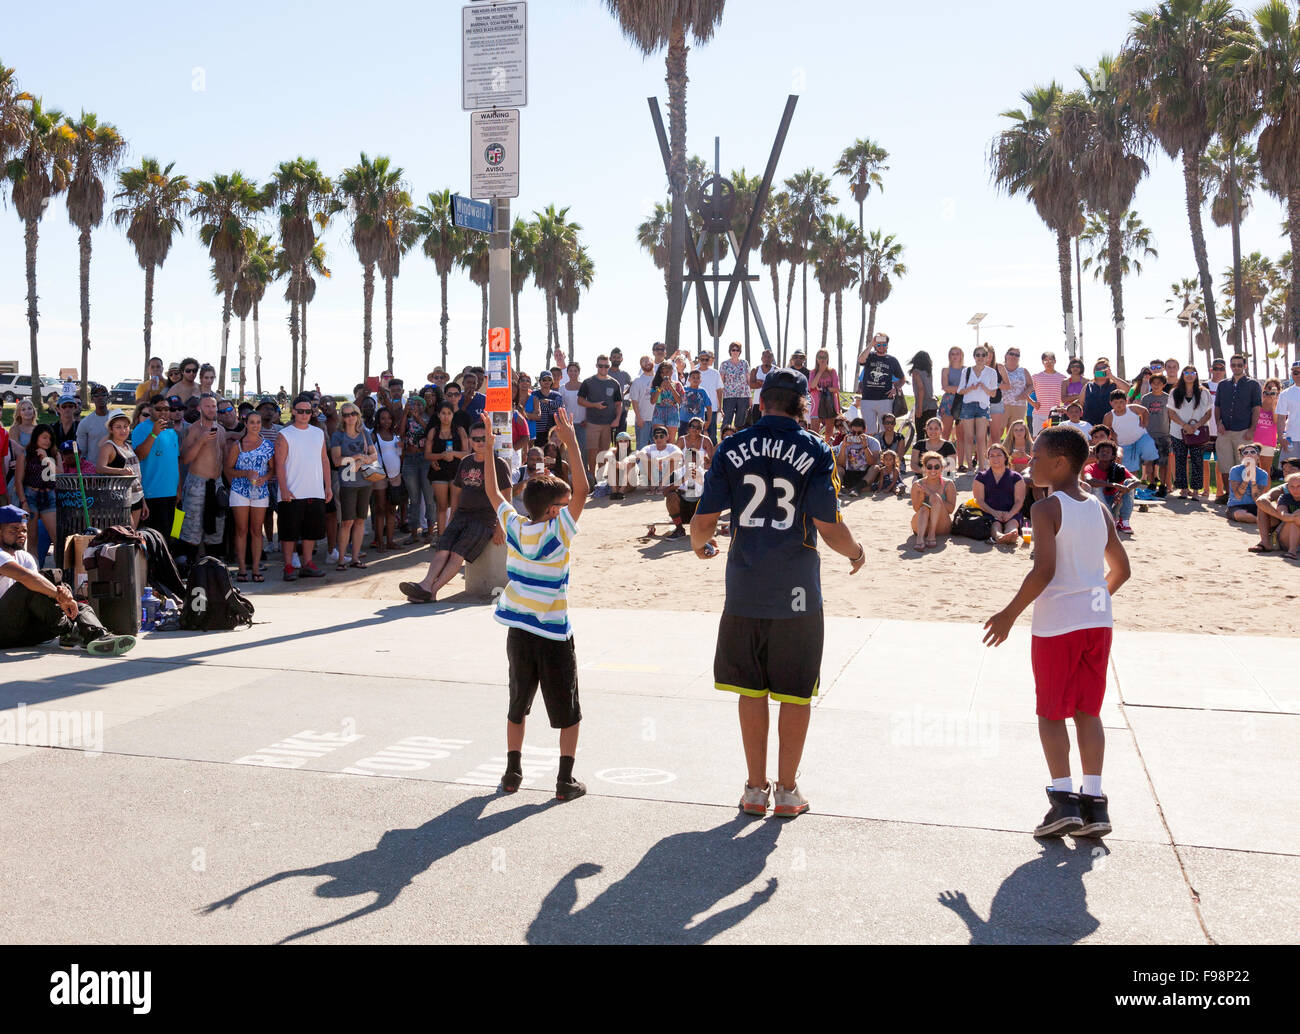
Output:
[937,838,1108,944]
[198,793,546,944]
[526,814,782,944]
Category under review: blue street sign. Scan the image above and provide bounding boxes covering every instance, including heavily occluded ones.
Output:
[452,194,494,233]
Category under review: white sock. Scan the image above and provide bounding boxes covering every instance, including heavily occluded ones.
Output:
[1080,774,1103,797]
[1050,777,1073,794]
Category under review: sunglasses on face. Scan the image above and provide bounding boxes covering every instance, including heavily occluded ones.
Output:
[925,464,942,471]
[730,348,741,353]
[653,431,667,438]
[1007,352,1020,358]
[218,407,233,414]
[470,437,486,443]
[294,407,312,414]
[183,367,197,374]
[1265,390,1279,396]
[597,364,609,369]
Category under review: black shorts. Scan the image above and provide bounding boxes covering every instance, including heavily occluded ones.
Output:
[843,469,869,492]
[714,609,824,705]
[435,512,495,562]
[506,627,581,728]
[278,498,326,543]
[672,491,699,523]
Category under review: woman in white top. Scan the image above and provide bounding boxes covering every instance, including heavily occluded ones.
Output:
[369,405,402,551]
[939,347,965,465]
[996,347,1031,434]
[1169,366,1213,499]
[956,346,998,473]
[561,361,587,455]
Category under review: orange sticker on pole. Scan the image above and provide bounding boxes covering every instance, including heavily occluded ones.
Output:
[486,327,512,412]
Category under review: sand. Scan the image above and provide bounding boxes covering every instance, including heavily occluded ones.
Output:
[246,475,1300,637]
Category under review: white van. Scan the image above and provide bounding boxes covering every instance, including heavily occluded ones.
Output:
[0,374,62,406]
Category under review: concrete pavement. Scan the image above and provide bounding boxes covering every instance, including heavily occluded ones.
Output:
[0,597,1294,944]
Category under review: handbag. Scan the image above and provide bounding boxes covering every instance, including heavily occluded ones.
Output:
[892,391,909,418]
[1183,424,1210,448]
[952,503,994,540]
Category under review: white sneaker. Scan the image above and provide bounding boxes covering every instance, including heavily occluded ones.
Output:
[739,780,772,816]
[290,552,301,569]
[327,548,339,565]
[773,783,810,818]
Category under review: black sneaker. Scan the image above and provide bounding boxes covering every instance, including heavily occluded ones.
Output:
[1034,788,1084,837]
[666,526,686,539]
[500,769,523,793]
[1073,792,1112,838]
[58,631,80,650]
[84,634,137,657]
[1156,482,1168,498]
[555,778,587,802]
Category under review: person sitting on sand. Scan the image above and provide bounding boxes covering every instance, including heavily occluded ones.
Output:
[910,450,957,550]
[869,449,906,497]
[1226,442,1270,528]
[911,417,957,476]
[1084,440,1139,535]
[974,442,1026,545]
[837,417,880,497]
[1250,473,1300,558]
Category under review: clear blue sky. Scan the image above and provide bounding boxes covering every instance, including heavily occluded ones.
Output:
[1,0,1289,393]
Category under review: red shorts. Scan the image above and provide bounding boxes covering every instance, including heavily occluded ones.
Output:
[1031,627,1112,720]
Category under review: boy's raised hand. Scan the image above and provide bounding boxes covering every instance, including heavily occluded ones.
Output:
[553,407,579,448]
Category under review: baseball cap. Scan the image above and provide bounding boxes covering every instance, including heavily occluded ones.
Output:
[58,395,78,407]
[759,367,809,398]
[0,504,28,525]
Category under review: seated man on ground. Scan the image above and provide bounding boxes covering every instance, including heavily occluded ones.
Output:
[636,425,687,538]
[399,417,514,603]
[1251,473,1300,558]
[838,417,880,497]
[1227,442,1270,528]
[0,506,136,655]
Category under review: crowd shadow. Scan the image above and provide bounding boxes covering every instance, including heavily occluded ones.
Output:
[197,793,547,944]
[525,814,782,945]
[937,838,1108,944]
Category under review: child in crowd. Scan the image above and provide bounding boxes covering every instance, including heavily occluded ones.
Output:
[984,426,1131,839]
[837,417,878,497]
[872,449,905,496]
[1083,441,1140,535]
[481,409,590,802]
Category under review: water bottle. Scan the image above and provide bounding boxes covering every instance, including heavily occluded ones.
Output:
[141,587,160,631]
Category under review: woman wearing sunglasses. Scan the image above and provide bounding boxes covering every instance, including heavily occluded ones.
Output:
[1169,367,1213,498]
[910,450,957,550]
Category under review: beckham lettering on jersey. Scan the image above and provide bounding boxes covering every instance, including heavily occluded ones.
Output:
[725,437,816,475]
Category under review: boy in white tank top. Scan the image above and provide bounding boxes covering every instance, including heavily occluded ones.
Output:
[983,426,1131,839]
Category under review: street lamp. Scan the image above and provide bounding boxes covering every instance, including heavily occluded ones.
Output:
[967,313,988,353]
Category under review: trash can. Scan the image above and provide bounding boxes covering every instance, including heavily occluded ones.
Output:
[56,474,133,546]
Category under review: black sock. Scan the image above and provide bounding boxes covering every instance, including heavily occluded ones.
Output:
[558,755,575,783]
[505,750,522,776]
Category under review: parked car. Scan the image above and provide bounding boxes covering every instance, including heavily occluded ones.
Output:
[0,374,62,406]
[109,380,142,405]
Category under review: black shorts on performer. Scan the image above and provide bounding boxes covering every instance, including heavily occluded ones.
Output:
[714,609,824,705]
[506,627,582,728]
[435,513,496,562]
[278,497,326,542]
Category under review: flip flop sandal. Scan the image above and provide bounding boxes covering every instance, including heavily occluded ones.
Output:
[1248,544,1273,553]
[252,572,265,582]
[236,572,250,582]
[349,560,368,569]
[336,562,347,571]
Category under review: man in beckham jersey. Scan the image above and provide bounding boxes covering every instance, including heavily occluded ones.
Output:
[691,368,866,818]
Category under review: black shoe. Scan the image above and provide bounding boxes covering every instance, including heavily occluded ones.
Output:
[1073,792,1112,838]
[84,634,136,657]
[555,778,587,802]
[1034,788,1084,837]
[666,526,686,539]
[500,769,523,793]
[58,631,80,650]
[1156,482,1168,498]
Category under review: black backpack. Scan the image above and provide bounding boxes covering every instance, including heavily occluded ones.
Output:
[180,557,256,630]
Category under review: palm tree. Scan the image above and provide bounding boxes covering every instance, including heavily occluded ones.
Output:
[1123,0,1250,362]
[0,63,28,165]
[246,233,275,396]
[191,171,264,394]
[990,83,1084,359]
[411,189,464,371]
[1220,0,1300,359]
[603,1,727,354]
[1201,137,1261,346]
[758,191,791,361]
[860,230,907,357]
[231,268,254,400]
[332,153,403,380]
[834,138,889,351]
[783,168,837,353]
[533,204,580,366]
[460,232,491,367]
[266,158,332,396]
[1079,210,1158,377]
[1166,276,1205,363]
[63,113,127,404]
[727,167,765,358]
[377,187,416,375]
[811,215,861,380]
[1063,56,1151,376]
[510,217,539,370]
[4,97,71,406]
[636,200,673,298]
[113,159,190,371]
[298,241,330,388]
[556,246,596,354]
[1228,251,1276,376]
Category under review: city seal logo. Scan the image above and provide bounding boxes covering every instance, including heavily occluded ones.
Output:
[484,142,505,166]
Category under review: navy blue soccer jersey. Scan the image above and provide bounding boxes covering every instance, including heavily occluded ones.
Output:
[697,414,841,619]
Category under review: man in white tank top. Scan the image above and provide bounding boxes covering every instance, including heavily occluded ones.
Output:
[274,394,332,580]
[984,426,1131,841]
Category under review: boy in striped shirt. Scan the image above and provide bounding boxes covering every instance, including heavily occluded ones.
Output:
[481,409,590,801]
